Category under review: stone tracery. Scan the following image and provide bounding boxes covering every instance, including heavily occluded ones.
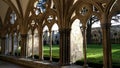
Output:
[0,0,120,68]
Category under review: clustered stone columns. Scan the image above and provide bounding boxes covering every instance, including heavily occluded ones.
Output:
[1,36,6,55]
[101,23,112,68]
[38,29,43,60]
[59,28,71,65]
[101,13,112,68]
[20,34,27,57]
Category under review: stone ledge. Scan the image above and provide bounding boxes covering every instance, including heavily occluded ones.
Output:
[0,55,60,68]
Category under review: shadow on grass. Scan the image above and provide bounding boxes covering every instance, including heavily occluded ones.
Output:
[74,44,120,68]
[112,50,120,68]
[44,57,59,62]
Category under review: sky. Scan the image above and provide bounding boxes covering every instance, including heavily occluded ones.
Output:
[92,21,120,28]
[43,15,120,31]
[92,14,120,28]
[43,20,120,31]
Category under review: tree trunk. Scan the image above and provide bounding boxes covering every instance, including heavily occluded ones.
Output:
[87,23,92,44]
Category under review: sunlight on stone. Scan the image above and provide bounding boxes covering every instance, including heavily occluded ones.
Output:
[70,19,83,63]
[13,33,18,54]
[26,29,39,57]
[33,29,39,55]
[9,36,12,54]
[27,30,32,56]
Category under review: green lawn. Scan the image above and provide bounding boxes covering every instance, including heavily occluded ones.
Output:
[43,45,59,58]
[43,44,120,66]
[86,44,120,65]
[86,44,103,64]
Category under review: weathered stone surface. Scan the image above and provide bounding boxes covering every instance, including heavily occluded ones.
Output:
[70,19,83,63]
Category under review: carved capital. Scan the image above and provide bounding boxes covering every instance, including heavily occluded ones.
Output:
[21,34,27,38]
[59,28,71,34]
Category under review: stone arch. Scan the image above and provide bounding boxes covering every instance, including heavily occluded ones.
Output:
[42,25,50,60]
[24,0,36,20]
[43,25,49,44]
[3,0,21,18]
[4,7,13,25]
[70,1,102,26]
[51,23,60,62]
[26,20,39,58]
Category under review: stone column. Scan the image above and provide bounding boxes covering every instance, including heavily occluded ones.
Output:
[8,34,10,55]
[81,26,88,68]
[32,31,34,59]
[1,36,6,55]
[20,34,27,57]
[101,13,112,68]
[11,34,14,56]
[59,28,71,65]
[39,29,43,60]
[49,31,52,62]
[16,33,19,56]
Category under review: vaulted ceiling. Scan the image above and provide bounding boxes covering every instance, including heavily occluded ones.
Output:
[0,0,9,24]
[0,0,120,23]
[0,0,34,24]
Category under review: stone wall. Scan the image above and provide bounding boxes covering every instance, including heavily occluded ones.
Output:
[0,55,60,68]
[91,25,120,44]
[70,21,83,63]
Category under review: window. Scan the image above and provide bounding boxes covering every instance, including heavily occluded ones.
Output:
[10,11,16,24]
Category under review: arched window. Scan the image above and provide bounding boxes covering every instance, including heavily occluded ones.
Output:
[8,34,12,55]
[43,25,50,60]
[51,23,60,62]
[34,0,47,15]
[10,11,17,24]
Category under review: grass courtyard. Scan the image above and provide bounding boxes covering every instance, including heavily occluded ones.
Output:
[43,44,120,67]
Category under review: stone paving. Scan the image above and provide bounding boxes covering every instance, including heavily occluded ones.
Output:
[61,64,92,68]
[0,60,92,68]
[0,60,88,68]
[0,60,28,68]
[61,65,83,68]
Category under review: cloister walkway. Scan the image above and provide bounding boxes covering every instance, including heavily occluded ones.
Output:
[0,55,91,68]
[0,60,28,68]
